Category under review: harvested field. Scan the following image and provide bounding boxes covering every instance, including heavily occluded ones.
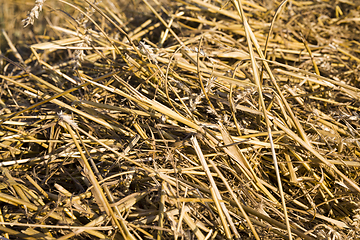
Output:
[1,0,360,239]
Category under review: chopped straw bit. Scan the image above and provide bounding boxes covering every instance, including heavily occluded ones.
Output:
[1,0,360,239]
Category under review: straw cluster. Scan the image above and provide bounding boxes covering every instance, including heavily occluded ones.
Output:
[1,0,360,239]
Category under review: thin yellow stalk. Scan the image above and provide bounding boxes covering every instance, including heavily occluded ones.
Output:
[57,215,107,240]
[287,147,336,200]
[2,168,29,203]
[1,30,25,65]
[0,225,37,240]
[183,212,206,240]
[237,14,314,149]
[274,119,360,192]
[208,159,260,240]
[218,122,279,204]
[171,185,188,239]
[63,122,135,240]
[0,71,119,124]
[0,206,9,240]
[262,58,360,93]
[337,47,360,63]
[79,74,201,131]
[0,192,71,222]
[157,181,166,240]
[284,152,297,184]
[192,136,235,239]
[232,1,293,239]
[302,35,320,76]
[0,74,132,136]
[262,0,288,59]
[228,85,242,136]
[197,37,215,111]
[142,0,184,46]
[82,0,142,57]
[56,0,123,56]
[210,187,232,239]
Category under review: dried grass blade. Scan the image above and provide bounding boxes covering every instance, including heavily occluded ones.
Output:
[232,0,292,238]
[63,122,135,240]
[1,30,25,65]
[217,122,279,204]
[183,212,206,240]
[274,119,360,192]
[157,181,166,240]
[209,159,260,240]
[192,136,235,239]
[57,215,108,240]
[0,192,71,222]
[0,225,37,240]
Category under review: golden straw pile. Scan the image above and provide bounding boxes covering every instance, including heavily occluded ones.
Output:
[1,0,360,239]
